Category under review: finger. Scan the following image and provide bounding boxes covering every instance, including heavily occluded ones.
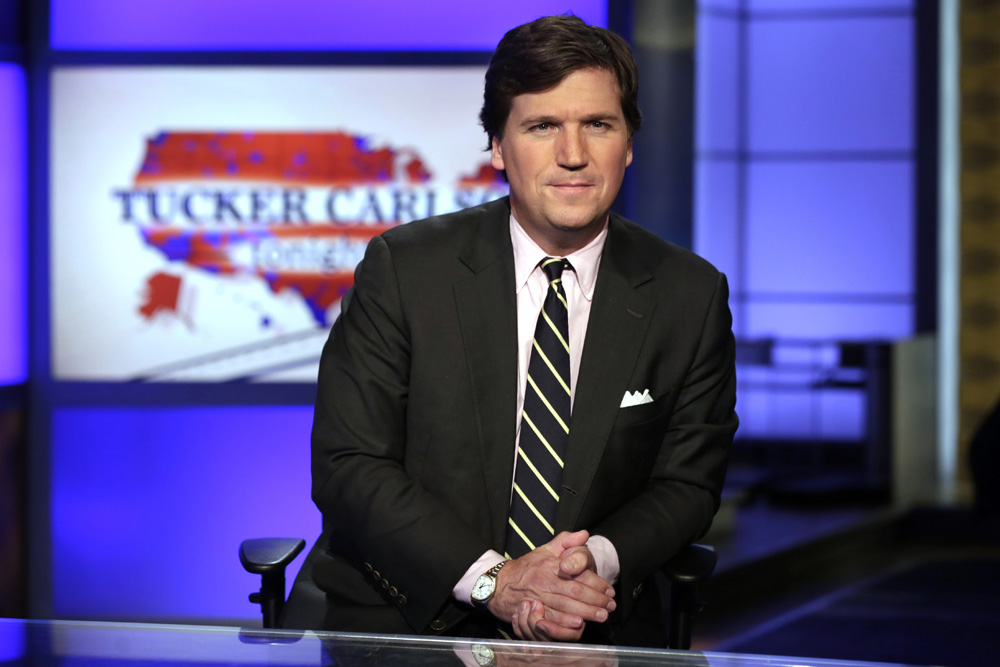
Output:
[530,602,584,643]
[512,600,536,641]
[534,604,584,633]
[547,530,590,554]
[558,546,595,577]
[541,587,614,622]
[564,568,617,602]
[512,614,524,640]
[549,576,615,610]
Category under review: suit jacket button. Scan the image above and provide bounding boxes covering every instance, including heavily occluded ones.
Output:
[397,594,407,606]
[372,570,381,581]
[388,586,398,597]
[632,583,644,599]
[381,579,389,589]
[429,619,446,631]
[364,563,373,573]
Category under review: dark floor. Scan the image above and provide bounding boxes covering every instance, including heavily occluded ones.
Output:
[689,500,1000,667]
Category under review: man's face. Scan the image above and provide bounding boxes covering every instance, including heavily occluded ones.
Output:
[491,67,633,256]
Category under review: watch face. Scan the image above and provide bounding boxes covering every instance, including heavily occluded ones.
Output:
[471,643,495,666]
[471,574,494,601]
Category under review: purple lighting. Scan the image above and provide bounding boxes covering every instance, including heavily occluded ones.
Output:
[50,0,608,51]
[51,406,319,621]
[0,64,27,385]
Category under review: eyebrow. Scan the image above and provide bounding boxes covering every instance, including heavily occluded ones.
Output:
[518,112,622,127]
[519,115,560,127]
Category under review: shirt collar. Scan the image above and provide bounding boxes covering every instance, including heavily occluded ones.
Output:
[510,215,606,301]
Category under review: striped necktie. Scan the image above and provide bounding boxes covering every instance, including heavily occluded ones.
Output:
[505,257,572,559]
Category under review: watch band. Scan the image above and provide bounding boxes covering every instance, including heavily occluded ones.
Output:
[483,560,507,580]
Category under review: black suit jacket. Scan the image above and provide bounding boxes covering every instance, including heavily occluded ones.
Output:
[309,197,737,645]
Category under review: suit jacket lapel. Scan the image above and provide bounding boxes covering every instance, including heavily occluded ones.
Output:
[557,216,656,530]
[453,201,519,549]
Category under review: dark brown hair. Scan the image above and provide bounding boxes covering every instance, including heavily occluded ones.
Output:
[480,14,641,150]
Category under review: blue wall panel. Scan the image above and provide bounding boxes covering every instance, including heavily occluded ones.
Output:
[0,64,26,385]
[745,301,913,340]
[696,12,740,153]
[747,0,912,11]
[693,159,744,333]
[50,0,607,51]
[51,406,318,621]
[747,17,913,152]
[746,161,914,295]
[694,159,740,278]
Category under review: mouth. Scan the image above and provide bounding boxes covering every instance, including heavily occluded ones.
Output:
[550,182,594,192]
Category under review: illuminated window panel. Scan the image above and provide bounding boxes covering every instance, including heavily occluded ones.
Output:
[695,12,740,153]
[699,0,740,10]
[0,64,26,386]
[694,159,741,283]
[736,386,866,442]
[745,161,914,295]
[50,0,607,51]
[817,389,867,441]
[50,406,318,620]
[745,302,913,340]
[747,0,912,10]
[747,16,913,153]
[743,389,816,439]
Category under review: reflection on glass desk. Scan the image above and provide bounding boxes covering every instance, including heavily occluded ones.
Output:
[0,618,917,667]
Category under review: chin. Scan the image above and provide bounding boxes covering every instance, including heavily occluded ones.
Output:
[554,213,603,231]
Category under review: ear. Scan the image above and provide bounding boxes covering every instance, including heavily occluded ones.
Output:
[490,136,506,171]
[625,139,633,168]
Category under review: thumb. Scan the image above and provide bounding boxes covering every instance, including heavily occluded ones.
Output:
[549,529,590,554]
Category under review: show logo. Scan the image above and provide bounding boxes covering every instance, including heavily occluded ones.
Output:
[112,131,507,328]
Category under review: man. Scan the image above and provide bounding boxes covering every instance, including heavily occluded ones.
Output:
[309,14,736,647]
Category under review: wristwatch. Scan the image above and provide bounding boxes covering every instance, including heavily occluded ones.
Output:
[470,560,508,607]
[470,643,496,666]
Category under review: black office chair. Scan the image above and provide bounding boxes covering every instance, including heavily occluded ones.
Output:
[240,537,716,650]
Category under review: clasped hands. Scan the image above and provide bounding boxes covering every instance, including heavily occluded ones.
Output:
[487,530,616,642]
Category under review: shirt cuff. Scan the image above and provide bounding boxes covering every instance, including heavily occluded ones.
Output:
[587,534,620,586]
[453,550,506,606]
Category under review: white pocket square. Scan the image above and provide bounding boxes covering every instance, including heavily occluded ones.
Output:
[620,389,653,408]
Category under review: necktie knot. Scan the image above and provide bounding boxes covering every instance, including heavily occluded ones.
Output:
[541,257,570,284]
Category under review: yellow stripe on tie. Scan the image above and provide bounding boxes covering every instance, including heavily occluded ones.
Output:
[521,412,565,467]
[518,449,560,501]
[527,374,570,433]
[514,484,555,534]
[553,287,568,310]
[531,339,570,393]
[540,310,570,352]
[508,517,536,551]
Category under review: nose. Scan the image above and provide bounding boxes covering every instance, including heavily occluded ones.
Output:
[556,127,588,170]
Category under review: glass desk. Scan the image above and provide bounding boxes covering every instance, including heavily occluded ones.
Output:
[0,619,918,667]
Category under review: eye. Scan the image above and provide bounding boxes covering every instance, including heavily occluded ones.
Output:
[532,123,551,132]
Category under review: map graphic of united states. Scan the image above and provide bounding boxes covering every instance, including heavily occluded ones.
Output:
[130,131,505,327]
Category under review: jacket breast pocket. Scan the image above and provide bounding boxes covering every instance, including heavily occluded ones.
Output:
[610,388,677,431]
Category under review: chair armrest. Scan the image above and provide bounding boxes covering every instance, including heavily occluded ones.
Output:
[662,543,717,586]
[661,544,716,650]
[240,538,306,628]
[240,538,306,575]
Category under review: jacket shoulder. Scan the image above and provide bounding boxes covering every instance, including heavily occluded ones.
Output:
[379,196,510,254]
[611,214,723,283]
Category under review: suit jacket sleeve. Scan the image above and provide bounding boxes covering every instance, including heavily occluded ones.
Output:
[592,271,737,618]
[311,234,489,632]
